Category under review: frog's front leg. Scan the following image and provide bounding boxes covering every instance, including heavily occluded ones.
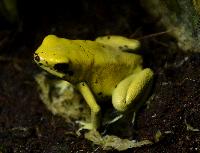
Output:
[76,82,101,131]
[112,68,153,113]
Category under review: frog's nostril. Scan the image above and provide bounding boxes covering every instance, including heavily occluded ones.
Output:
[34,54,40,62]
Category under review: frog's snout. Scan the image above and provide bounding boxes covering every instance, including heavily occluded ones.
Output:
[34,53,40,62]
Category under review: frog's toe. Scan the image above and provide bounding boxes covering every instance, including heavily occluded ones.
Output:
[76,121,94,135]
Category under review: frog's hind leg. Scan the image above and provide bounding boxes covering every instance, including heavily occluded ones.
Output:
[112,68,153,114]
[95,35,140,52]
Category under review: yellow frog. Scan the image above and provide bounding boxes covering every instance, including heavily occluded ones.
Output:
[34,35,153,130]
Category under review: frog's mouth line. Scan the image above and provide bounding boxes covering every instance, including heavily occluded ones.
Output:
[40,64,65,78]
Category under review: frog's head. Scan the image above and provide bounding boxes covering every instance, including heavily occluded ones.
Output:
[34,35,74,78]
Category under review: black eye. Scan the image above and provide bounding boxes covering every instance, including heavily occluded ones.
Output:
[54,63,74,76]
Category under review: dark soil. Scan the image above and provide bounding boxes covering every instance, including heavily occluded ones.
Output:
[1,0,200,153]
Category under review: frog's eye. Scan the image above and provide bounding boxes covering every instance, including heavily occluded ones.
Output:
[34,53,40,62]
[54,63,74,76]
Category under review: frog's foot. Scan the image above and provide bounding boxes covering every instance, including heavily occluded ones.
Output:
[77,121,94,130]
[76,121,94,135]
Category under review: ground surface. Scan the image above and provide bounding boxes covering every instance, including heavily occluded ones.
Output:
[0,0,200,152]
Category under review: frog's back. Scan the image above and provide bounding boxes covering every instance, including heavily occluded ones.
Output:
[46,35,142,68]
[74,39,143,67]
[72,40,143,97]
